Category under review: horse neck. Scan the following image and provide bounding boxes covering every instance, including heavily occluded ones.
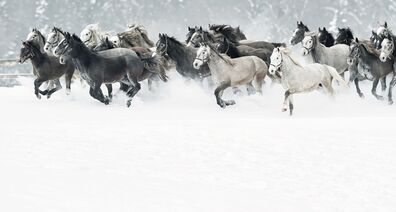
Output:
[280,53,300,77]
[311,39,326,62]
[120,38,134,48]
[30,50,47,67]
[359,45,375,61]
[207,51,230,72]
[71,43,96,68]
[166,40,189,63]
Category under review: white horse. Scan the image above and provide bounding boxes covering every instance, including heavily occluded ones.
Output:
[26,28,46,53]
[44,27,65,55]
[269,47,348,115]
[302,31,350,76]
[193,44,267,108]
[80,24,112,49]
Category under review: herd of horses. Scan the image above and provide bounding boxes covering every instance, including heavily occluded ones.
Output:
[19,21,396,115]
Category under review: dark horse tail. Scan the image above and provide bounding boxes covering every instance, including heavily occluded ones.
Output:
[272,42,287,48]
[138,53,168,82]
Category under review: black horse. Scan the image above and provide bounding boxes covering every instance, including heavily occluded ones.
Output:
[290,21,310,45]
[186,26,199,44]
[94,37,168,93]
[156,34,210,80]
[291,21,334,47]
[318,27,335,47]
[54,33,164,107]
[348,38,395,104]
[187,26,216,47]
[19,41,74,99]
[335,27,354,45]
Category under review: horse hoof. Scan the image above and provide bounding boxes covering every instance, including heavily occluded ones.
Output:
[36,94,41,99]
[218,102,227,108]
[376,96,385,101]
[388,100,394,105]
[282,108,287,112]
[359,93,365,99]
[47,94,51,99]
[66,89,71,95]
[225,100,236,106]
[126,100,132,108]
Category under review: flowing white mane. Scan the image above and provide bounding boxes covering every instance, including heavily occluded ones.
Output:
[83,23,112,39]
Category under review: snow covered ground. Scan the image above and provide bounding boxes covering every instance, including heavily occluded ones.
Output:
[1,73,396,212]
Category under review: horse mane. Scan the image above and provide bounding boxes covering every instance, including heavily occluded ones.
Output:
[209,24,246,43]
[83,23,112,38]
[360,42,381,58]
[84,23,100,31]
[207,44,233,66]
[126,24,154,47]
[53,27,64,35]
[165,35,184,46]
[72,34,92,52]
[279,47,303,68]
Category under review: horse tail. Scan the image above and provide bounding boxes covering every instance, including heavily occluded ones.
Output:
[140,55,168,82]
[272,42,287,48]
[327,66,349,88]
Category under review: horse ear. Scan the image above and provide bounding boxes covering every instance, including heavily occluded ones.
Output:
[323,27,327,31]
[355,38,359,43]
[385,22,388,28]
[199,26,202,31]
[318,27,321,31]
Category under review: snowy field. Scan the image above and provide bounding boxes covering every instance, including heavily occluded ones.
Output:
[1,72,396,212]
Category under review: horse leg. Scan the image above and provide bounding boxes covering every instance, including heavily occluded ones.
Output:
[65,69,75,95]
[46,79,62,99]
[387,73,396,105]
[354,78,364,98]
[119,82,129,93]
[288,94,294,116]
[380,77,387,93]
[214,81,232,108]
[40,80,54,95]
[253,71,266,95]
[246,82,256,95]
[282,90,291,112]
[126,77,141,108]
[340,72,345,80]
[371,77,384,100]
[148,78,153,92]
[105,84,113,101]
[34,78,46,99]
[89,83,109,105]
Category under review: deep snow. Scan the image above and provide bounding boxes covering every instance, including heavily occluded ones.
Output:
[0,72,396,212]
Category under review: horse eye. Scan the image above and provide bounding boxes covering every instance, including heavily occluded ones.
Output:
[161,44,165,47]
[86,33,89,36]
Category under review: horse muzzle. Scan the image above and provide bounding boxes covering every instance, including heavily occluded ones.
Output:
[379,53,388,62]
